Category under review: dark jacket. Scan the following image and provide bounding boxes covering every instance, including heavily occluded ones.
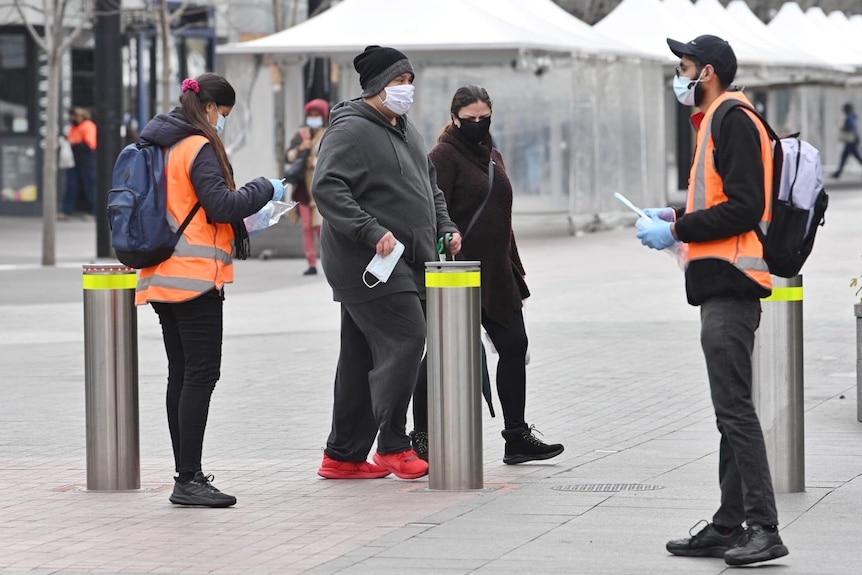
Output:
[312,100,459,303]
[429,125,529,326]
[140,108,274,223]
[674,107,769,306]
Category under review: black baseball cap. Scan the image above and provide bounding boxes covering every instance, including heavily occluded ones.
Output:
[667,35,737,86]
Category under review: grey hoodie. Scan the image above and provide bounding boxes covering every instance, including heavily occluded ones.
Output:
[312,100,458,303]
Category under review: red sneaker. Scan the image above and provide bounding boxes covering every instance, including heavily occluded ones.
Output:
[317,454,391,479]
[372,449,429,479]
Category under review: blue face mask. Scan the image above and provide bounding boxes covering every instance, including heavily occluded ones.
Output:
[306,116,324,129]
[215,113,226,135]
[672,69,705,107]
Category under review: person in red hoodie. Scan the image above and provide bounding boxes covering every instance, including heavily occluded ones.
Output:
[60,107,97,219]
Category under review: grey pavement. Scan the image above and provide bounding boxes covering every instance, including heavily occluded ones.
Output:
[1,188,861,575]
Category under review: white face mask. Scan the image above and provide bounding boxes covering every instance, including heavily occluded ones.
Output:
[306,116,324,129]
[381,84,415,116]
[363,240,405,288]
[673,69,705,107]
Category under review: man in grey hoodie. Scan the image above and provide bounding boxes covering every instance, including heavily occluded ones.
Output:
[312,46,462,480]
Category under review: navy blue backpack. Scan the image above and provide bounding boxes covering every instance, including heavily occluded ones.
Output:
[107,141,200,269]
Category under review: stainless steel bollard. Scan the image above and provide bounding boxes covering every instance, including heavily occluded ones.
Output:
[856,303,862,423]
[83,264,140,491]
[425,261,483,490]
[752,275,804,493]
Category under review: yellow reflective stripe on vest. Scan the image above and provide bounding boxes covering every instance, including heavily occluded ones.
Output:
[425,271,481,288]
[692,127,712,211]
[83,273,137,290]
[762,286,803,302]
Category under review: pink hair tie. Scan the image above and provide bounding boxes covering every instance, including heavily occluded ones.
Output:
[181,78,200,94]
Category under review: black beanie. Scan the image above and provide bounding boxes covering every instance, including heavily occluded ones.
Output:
[353,45,414,98]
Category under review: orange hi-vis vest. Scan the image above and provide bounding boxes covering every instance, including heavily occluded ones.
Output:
[686,91,773,292]
[69,119,97,150]
[136,135,235,304]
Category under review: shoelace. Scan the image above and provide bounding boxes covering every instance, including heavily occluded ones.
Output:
[523,425,548,446]
[195,473,220,492]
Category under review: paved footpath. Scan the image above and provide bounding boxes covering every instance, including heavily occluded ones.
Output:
[1,188,861,575]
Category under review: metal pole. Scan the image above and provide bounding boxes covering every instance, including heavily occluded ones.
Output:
[855,303,862,423]
[83,264,140,491]
[752,275,804,493]
[425,261,483,491]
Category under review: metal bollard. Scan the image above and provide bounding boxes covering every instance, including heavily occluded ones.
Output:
[83,264,140,491]
[752,275,804,493]
[856,303,862,423]
[425,260,483,490]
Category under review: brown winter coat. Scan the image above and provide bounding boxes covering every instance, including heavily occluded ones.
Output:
[429,124,529,327]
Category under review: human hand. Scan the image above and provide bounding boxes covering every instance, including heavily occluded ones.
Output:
[269,179,285,201]
[643,207,676,222]
[636,216,677,250]
[298,139,314,152]
[448,232,462,255]
[376,231,397,256]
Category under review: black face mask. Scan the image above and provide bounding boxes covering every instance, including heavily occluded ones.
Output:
[456,116,491,144]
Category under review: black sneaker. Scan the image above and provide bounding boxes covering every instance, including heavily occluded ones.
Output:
[667,521,745,558]
[410,430,428,462]
[724,525,789,566]
[501,424,564,465]
[303,266,317,276]
[169,472,237,508]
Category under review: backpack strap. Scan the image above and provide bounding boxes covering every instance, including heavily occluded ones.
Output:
[461,160,495,240]
[144,138,202,234]
[710,98,785,208]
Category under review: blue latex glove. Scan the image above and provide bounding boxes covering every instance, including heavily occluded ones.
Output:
[636,215,677,250]
[643,207,676,222]
[269,178,285,201]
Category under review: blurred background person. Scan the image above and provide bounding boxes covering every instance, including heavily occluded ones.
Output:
[832,102,861,179]
[284,98,330,275]
[60,107,97,220]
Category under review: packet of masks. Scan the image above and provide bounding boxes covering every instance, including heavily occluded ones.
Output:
[635,216,688,270]
[243,200,298,237]
[363,240,405,288]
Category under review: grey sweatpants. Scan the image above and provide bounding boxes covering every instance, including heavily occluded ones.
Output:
[324,291,426,461]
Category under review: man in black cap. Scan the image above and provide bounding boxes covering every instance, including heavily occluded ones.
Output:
[635,35,790,566]
[312,46,462,481]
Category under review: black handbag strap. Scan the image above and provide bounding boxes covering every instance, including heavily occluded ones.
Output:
[462,160,495,240]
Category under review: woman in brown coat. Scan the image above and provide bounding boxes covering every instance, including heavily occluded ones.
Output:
[410,85,563,465]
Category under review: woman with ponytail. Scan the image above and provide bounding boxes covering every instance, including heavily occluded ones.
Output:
[135,73,285,507]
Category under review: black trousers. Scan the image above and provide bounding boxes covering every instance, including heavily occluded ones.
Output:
[152,289,224,475]
[835,142,862,175]
[413,307,528,431]
[701,297,779,528]
[325,291,426,461]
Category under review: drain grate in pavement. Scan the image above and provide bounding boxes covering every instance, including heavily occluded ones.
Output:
[552,483,665,493]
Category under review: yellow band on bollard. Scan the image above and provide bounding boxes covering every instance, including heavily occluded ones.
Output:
[83,273,138,290]
[763,286,803,302]
[425,271,481,288]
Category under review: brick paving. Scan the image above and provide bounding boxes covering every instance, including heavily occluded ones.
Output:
[0,188,861,574]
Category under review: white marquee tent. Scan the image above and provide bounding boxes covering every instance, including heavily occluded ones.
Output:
[218,0,646,63]
[217,0,669,228]
[768,2,861,70]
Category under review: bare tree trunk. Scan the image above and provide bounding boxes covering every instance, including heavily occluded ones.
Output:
[15,0,90,266]
[43,46,60,266]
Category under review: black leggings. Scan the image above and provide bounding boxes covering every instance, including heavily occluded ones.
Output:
[413,307,528,431]
[152,289,224,475]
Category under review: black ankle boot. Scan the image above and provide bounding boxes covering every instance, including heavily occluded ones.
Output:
[501,424,564,465]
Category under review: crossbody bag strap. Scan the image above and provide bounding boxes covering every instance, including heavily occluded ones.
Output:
[461,159,495,240]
